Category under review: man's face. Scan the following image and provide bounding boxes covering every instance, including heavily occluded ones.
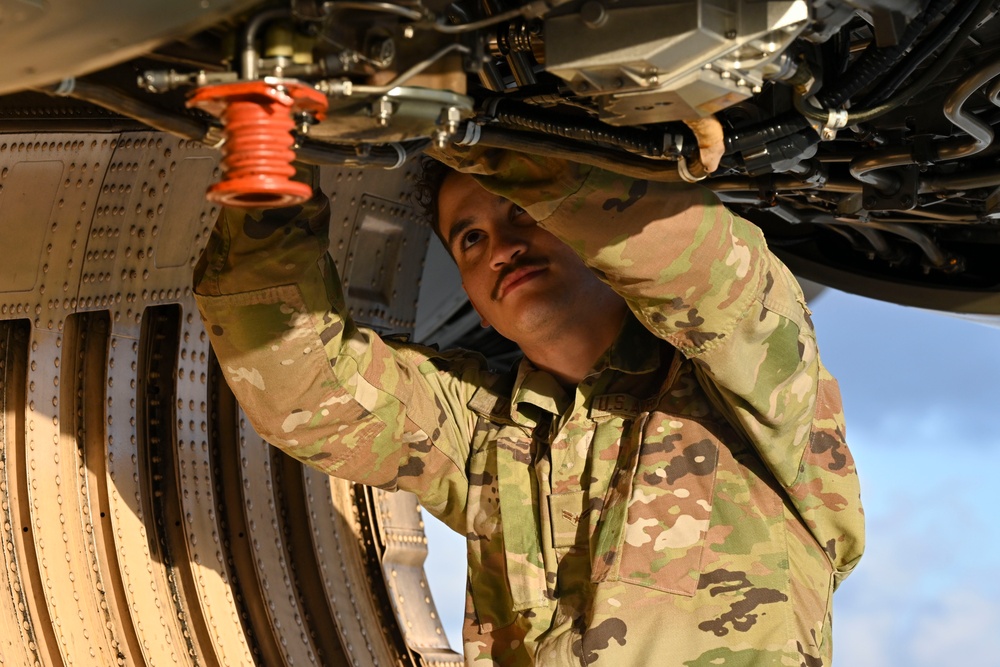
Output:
[436,172,617,347]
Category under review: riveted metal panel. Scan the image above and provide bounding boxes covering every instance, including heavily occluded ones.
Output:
[321,166,431,334]
[0,128,457,667]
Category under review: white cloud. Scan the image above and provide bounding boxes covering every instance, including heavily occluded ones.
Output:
[833,421,1000,667]
[910,590,1000,666]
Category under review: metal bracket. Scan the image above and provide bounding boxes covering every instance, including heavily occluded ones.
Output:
[862,165,920,210]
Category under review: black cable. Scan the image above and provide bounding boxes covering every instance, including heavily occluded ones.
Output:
[724,113,812,156]
[37,79,214,140]
[861,0,980,108]
[797,0,995,125]
[37,78,419,168]
[297,138,429,167]
[486,99,684,158]
[817,0,951,109]
[471,126,685,182]
[847,0,995,124]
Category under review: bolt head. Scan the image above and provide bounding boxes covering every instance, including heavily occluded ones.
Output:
[580,0,607,28]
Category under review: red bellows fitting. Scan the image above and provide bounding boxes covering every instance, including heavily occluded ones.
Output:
[187,81,328,208]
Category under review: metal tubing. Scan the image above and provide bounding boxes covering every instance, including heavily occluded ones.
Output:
[851,55,1000,189]
[241,8,290,80]
[922,168,1000,192]
[705,177,862,193]
[849,148,908,189]
[834,217,950,266]
[350,43,471,95]
[852,226,895,259]
[934,59,1000,161]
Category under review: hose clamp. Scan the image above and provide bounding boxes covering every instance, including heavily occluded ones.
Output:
[819,108,850,141]
[386,142,407,170]
[677,156,707,183]
[826,109,849,129]
[455,121,482,146]
[53,78,76,96]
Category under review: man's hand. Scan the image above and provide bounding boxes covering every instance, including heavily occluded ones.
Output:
[683,117,725,174]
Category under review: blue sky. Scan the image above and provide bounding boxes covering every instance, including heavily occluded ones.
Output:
[809,289,1000,666]
[421,287,1000,664]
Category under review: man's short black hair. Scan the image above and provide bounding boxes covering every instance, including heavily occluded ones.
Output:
[413,155,453,244]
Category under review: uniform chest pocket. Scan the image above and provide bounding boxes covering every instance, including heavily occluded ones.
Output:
[595,412,720,597]
[466,424,549,632]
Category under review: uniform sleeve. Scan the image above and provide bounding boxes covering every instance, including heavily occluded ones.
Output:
[441,147,864,582]
[192,179,485,533]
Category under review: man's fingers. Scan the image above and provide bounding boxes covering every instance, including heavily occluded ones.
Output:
[683,117,725,173]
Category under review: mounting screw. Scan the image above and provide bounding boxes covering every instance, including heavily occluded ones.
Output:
[580,0,607,28]
[373,97,393,127]
[434,106,463,148]
[367,37,396,66]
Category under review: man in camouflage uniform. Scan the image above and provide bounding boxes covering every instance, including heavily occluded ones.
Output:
[194,147,864,666]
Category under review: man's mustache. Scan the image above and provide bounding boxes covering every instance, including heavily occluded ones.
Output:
[492,257,548,301]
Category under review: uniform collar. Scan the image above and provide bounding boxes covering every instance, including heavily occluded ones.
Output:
[489,314,662,429]
[593,312,662,376]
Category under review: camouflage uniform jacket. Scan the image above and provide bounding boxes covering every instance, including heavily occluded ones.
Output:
[194,152,864,666]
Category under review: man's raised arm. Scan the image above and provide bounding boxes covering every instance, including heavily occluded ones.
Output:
[192,168,485,532]
[441,147,864,584]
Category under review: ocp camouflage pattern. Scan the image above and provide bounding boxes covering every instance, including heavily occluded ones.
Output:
[194,150,864,666]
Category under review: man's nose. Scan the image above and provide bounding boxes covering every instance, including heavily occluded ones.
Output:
[490,228,528,269]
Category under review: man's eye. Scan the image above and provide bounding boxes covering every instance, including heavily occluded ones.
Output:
[460,229,484,251]
[511,205,527,220]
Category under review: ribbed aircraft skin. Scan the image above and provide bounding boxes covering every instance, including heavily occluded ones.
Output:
[0,130,461,667]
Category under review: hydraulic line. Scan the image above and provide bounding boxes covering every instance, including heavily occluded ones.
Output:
[347,43,471,95]
[296,138,426,169]
[797,0,995,125]
[468,126,684,182]
[922,168,1000,192]
[486,99,683,157]
[850,55,1000,189]
[707,176,862,193]
[240,7,291,80]
[817,0,951,109]
[834,218,955,268]
[39,78,413,171]
[433,4,539,34]
[723,113,812,156]
[39,78,215,142]
[320,1,424,21]
[854,227,895,260]
[860,0,980,108]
